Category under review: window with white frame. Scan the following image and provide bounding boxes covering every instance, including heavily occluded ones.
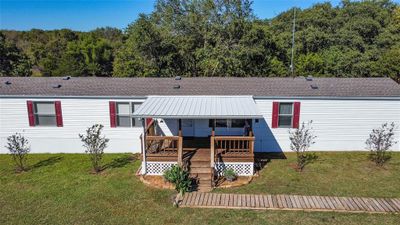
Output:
[278,103,293,128]
[116,102,142,127]
[34,102,56,126]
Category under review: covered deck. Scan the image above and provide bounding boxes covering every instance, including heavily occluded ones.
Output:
[134,96,261,177]
[144,127,255,163]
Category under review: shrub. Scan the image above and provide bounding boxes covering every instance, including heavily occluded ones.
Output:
[163,165,191,195]
[223,168,237,182]
[366,122,397,166]
[79,124,109,173]
[288,121,317,172]
[5,133,30,172]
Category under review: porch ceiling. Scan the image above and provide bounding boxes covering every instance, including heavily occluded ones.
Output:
[132,96,262,119]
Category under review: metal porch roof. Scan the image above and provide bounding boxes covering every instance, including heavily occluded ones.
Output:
[133,96,262,119]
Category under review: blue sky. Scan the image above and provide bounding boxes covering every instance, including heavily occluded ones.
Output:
[0,0,395,31]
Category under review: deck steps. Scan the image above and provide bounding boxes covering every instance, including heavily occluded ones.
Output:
[189,148,213,192]
[190,167,212,174]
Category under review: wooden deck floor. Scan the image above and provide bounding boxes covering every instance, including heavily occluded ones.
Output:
[179,192,400,213]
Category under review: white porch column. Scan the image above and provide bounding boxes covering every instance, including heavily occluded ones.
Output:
[141,118,147,175]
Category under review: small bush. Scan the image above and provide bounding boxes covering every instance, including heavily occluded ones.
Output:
[5,133,30,172]
[163,165,191,195]
[289,121,317,172]
[366,122,397,166]
[79,124,109,173]
[223,168,237,182]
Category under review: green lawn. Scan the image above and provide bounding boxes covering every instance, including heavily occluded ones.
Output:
[217,152,400,198]
[1,153,399,225]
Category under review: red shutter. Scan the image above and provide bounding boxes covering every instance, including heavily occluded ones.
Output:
[27,101,35,126]
[109,101,116,128]
[272,102,279,128]
[55,101,63,127]
[293,102,301,128]
[146,118,153,126]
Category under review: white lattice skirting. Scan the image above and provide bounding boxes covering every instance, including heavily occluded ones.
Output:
[142,162,177,175]
[214,162,254,176]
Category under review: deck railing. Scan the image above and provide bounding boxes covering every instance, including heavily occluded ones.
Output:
[145,135,183,165]
[210,136,255,166]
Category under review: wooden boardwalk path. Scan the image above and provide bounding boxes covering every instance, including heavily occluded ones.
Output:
[179,192,400,213]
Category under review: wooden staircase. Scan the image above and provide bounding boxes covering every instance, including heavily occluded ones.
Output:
[189,148,213,192]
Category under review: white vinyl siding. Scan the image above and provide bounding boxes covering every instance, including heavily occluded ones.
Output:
[0,97,399,153]
[253,99,400,152]
[0,98,145,153]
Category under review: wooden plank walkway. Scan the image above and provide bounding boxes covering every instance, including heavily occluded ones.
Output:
[179,193,400,213]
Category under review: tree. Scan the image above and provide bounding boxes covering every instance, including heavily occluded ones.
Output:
[295,53,324,77]
[366,122,397,166]
[79,124,109,173]
[288,121,317,171]
[2,0,400,78]
[375,45,400,82]
[0,33,31,76]
[5,133,30,172]
[113,0,278,77]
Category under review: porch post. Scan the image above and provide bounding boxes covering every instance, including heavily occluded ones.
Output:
[210,136,215,168]
[211,119,215,136]
[177,136,183,166]
[210,119,215,169]
[141,118,147,175]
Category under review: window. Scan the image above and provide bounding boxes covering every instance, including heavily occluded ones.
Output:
[116,102,142,127]
[34,102,57,126]
[182,119,193,127]
[231,119,246,128]
[278,103,293,128]
[209,119,252,128]
[215,119,227,127]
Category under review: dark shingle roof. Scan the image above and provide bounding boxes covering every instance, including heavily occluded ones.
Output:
[0,77,399,97]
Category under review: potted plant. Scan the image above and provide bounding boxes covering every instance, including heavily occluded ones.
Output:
[223,168,237,182]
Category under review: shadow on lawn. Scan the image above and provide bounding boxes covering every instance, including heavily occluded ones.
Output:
[31,156,63,169]
[102,155,136,170]
[254,152,287,172]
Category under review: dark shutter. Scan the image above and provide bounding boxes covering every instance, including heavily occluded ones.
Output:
[293,102,301,128]
[272,102,279,128]
[109,101,116,128]
[55,101,63,127]
[27,101,35,126]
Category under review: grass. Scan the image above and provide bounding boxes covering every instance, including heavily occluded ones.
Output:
[0,153,399,225]
[217,152,400,198]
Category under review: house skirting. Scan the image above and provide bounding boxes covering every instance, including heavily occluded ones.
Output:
[142,161,254,176]
[214,162,254,176]
[142,161,178,175]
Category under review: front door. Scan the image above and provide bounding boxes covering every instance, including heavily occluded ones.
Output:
[182,119,195,137]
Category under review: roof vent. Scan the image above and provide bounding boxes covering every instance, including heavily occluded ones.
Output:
[52,84,62,88]
[306,75,313,81]
[175,76,181,80]
[310,84,318,89]
[173,84,180,89]
[5,81,12,85]
[63,76,71,80]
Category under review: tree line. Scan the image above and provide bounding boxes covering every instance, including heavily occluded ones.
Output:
[1,0,399,81]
